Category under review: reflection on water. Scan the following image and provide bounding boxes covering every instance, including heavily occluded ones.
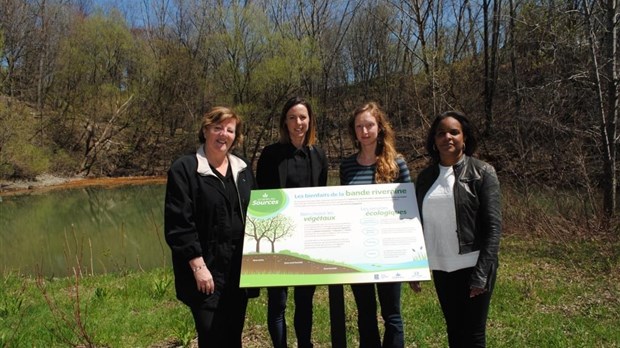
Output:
[0,184,169,277]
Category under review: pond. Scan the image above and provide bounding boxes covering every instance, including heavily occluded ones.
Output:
[0,184,169,277]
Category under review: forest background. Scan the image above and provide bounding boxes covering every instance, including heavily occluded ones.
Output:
[1,0,620,220]
[1,1,619,346]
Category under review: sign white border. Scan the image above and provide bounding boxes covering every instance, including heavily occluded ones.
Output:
[240,183,430,287]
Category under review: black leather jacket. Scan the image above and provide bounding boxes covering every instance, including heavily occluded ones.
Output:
[415,155,502,289]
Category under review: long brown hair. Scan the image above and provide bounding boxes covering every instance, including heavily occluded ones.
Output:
[349,102,400,183]
[278,96,317,146]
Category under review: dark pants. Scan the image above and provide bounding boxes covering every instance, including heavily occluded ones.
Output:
[328,285,347,348]
[189,244,248,348]
[432,267,496,348]
[267,285,316,348]
[351,282,404,348]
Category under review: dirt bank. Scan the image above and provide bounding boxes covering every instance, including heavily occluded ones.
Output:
[0,174,167,196]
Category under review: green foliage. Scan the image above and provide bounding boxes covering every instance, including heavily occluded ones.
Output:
[205,2,270,104]
[151,274,172,299]
[48,148,78,176]
[94,286,108,301]
[0,288,23,319]
[6,143,50,179]
[0,274,27,346]
[45,9,140,175]
[253,35,321,98]
[0,100,48,179]
[55,10,134,101]
[174,322,196,348]
[0,231,617,347]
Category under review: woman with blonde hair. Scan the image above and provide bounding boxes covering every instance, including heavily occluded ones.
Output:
[164,106,256,348]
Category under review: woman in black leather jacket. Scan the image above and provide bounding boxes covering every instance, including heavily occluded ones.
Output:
[414,111,501,348]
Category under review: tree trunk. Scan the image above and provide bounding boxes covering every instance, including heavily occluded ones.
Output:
[584,0,618,219]
[483,0,501,135]
[602,0,617,218]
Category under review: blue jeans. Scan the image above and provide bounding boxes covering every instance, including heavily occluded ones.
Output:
[267,285,316,348]
[432,268,496,348]
[351,282,404,348]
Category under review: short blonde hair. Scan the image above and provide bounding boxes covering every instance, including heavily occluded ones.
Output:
[198,106,244,149]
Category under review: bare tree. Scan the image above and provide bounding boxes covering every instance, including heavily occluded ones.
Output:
[29,0,71,145]
[292,0,360,140]
[0,0,36,97]
[583,0,618,218]
[482,0,502,134]
[246,215,296,253]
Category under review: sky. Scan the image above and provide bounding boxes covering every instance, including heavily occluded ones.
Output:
[88,0,163,28]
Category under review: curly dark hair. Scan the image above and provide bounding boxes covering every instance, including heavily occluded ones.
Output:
[425,110,478,163]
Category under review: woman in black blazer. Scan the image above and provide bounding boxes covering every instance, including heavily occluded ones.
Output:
[256,96,329,348]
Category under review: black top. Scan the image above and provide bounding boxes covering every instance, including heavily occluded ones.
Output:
[210,163,244,241]
[256,142,329,189]
[285,145,312,188]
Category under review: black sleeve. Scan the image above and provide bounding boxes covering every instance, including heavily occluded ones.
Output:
[470,164,502,289]
[164,158,202,263]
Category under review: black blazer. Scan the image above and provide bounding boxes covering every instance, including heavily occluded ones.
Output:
[256,142,328,189]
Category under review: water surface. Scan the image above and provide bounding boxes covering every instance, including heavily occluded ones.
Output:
[0,184,168,277]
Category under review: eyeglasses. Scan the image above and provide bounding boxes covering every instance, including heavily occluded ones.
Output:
[207,125,235,135]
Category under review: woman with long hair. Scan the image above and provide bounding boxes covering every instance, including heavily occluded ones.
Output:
[339,101,412,348]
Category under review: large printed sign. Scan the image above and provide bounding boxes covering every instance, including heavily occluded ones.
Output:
[240,183,430,287]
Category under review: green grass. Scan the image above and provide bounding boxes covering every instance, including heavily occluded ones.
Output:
[1,234,618,347]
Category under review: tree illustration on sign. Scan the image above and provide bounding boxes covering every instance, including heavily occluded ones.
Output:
[245,214,296,253]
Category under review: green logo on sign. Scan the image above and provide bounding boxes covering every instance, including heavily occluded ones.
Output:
[248,189,288,218]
